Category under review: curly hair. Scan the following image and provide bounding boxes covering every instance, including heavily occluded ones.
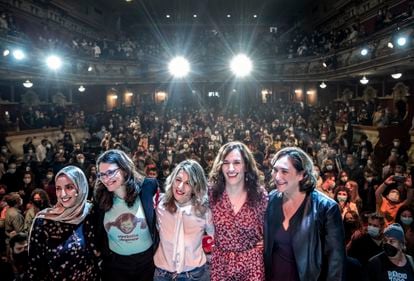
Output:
[163,160,209,217]
[209,141,262,205]
[95,149,144,211]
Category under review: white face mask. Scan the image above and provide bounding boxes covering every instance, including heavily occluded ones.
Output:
[401,216,413,226]
[23,178,31,184]
[388,191,400,203]
[367,225,380,238]
[337,195,347,202]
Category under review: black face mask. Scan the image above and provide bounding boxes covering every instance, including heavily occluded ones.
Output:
[383,243,399,257]
[13,251,29,267]
[32,200,45,209]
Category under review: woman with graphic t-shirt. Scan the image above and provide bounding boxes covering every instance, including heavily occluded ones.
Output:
[94,149,158,281]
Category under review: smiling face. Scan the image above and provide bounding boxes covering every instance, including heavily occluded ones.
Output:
[172,170,193,205]
[98,163,125,193]
[55,175,78,209]
[272,155,303,195]
[222,149,246,188]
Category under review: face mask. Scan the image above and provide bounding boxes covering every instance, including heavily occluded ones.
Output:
[365,177,373,183]
[78,159,85,164]
[383,243,399,257]
[341,177,348,182]
[367,160,373,166]
[32,200,44,209]
[367,225,380,238]
[149,147,154,152]
[23,178,31,184]
[393,142,400,147]
[8,168,16,174]
[1,149,7,153]
[183,144,189,149]
[326,165,333,170]
[46,174,53,179]
[13,251,28,267]
[46,144,51,149]
[401,217,413,226]
[337,195,347,202]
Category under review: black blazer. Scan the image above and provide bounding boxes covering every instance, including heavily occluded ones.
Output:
[264,190,345,281]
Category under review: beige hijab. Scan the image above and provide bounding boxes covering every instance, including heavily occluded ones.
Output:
[35,165,92,225]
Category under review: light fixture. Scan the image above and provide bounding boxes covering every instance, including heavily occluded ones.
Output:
[23,80,33,88]
[391,73,402,79]
[397,36,407,47]
[125,91,133,96]
[322,61,328,68]
[360,48,368,56]
[230,54,253,77]
[46,55,62,70]
[3,49,10,56]
[360,76,369,84]
[253,14,258,18]
[78,85,85,92]
[12,49,25,60]
[87,66,93,72]
[193,14,197,18]
[168,56,190,78]
[226,14,231,18]
[388,42,394,48]
[166,14,171,18]
[319,82,327,89]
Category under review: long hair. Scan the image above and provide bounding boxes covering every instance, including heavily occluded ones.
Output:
[271,147,316,193]
[209,141,262,205]
[163,159,209,217]
[95,149,144,211]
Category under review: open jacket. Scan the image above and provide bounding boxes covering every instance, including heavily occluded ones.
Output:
[264,189,345,281]
[95,178,159,257]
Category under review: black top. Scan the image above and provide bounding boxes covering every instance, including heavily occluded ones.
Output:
[366,252,414,281]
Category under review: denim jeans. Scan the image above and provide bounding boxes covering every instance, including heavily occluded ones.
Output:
[153,264,210,281]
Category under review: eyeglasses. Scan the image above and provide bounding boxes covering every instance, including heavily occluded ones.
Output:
[97,168,120,180]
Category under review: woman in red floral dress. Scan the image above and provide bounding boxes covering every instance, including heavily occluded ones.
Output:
[209,141,268,281]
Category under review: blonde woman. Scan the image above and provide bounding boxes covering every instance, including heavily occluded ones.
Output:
[154,159,214,280]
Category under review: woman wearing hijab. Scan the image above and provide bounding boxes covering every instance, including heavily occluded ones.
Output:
[27,165,99,280]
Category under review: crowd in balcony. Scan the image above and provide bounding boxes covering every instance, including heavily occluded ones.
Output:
[1,3,414,64]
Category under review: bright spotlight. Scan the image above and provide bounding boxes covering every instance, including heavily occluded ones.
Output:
[397,37,407,46]
[12,49,25,60]
[168,56,190,78]
[360,48,368,56]
[391,73,402,79]
[46,55,62,70]
[360,76,369,85]
[230,54,253,77]
[78,85,85,92]
[388,42,394,48]
[3,49,10,56]
[87,65,93,72]
[23,80,33,88]
[319,82,327,89]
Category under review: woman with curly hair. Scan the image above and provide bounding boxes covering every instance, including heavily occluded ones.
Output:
[208,141,268,281]
[154,159,214,280]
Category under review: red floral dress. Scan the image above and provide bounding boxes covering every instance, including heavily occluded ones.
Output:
[210,189,268,281]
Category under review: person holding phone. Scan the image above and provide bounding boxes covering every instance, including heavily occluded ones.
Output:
[376,174,413,226]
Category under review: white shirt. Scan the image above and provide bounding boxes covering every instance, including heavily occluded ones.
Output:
[154,195,214,273]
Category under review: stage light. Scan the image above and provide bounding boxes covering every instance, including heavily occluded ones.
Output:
[360,76,369,85]
[227,14,231,18]
[360,48,368,56]
[230,54,252,77]
[166,14,171,18]
[391,73,402,79]
[322,61,327,68]
[12,49,25,60]
[78,85,85,92]
[319,82,327,89]
[87,65,93,72]
[46,55,62,70]
[3,49,9,56]
[193,14,197,18]
[253,15,258,18]
[397,36,407,46]
[388,42,394,48]
[168,56,190,78]
[23,80,33,88]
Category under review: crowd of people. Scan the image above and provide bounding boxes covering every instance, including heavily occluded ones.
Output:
[1,2,413,65]
[0,94,412,280]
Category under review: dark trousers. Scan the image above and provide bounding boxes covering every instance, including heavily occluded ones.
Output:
[102,247,155,281]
